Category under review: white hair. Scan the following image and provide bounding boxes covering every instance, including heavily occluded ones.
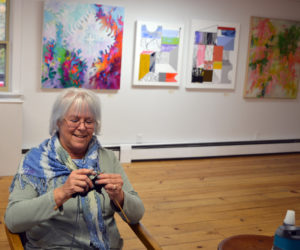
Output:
[49,88,101,136]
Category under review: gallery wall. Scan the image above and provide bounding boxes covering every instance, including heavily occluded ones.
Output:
[2,0,300,172]
[0,103,22,175]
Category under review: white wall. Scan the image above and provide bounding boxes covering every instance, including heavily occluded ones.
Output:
[0,103,22,175]
[10,0,300,154]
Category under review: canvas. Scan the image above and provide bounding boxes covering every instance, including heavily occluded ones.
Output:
[244,16,300,98]
[0,0,7,90]
[133,21,184,87]
[186,19,240,89]
[0,0,7,41]
[41,0,124,89]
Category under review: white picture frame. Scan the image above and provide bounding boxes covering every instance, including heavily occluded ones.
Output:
[133,20,184,87]
[186,19,240,90]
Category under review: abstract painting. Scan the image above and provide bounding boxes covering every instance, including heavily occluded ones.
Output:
[0,0,8,90]
[133,21,184,86]
[186,19,240,89]
[41,0,124,89]
[244,16,300,98]
[0,0,7,41]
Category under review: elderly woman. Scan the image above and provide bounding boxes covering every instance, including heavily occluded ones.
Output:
[5,88,144,250]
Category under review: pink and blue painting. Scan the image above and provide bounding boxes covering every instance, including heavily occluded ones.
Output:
[186,20,240,89]
[41,0,124,89]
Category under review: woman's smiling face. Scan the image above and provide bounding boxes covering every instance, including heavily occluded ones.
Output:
[58,102,95,159]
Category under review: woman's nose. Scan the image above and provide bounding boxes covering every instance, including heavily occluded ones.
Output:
[77,121,87,130]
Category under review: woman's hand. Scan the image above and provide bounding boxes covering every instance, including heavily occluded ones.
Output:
[96,173,124,207]
[54,169,95,208]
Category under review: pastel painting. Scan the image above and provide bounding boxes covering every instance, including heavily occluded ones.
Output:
[244,16,300,98]
[41,0,124,89]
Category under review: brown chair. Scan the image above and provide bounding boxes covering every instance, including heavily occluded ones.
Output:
[5,222,162,250]
[4,224,23,250]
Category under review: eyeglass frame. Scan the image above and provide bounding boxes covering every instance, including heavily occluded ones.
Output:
[63,117,95,129]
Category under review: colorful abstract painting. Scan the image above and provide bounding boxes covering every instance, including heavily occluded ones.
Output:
[186,20,240,89]
[0,0,7,41]
[244,16,300,98]
[41,0,124,89]
[0,0,7,90]
[133,21,184,86]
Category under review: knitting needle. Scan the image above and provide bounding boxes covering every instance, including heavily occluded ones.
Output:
[114,199,131,224]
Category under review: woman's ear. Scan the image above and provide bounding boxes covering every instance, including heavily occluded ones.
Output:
[57,119,62,129]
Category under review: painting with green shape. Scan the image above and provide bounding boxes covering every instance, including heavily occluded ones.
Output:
[244,16,300,98]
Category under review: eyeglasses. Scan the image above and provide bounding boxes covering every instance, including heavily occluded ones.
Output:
[64,118,95,129]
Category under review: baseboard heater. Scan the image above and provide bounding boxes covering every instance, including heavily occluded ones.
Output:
[123,139,300,162]
[22,139,300,163]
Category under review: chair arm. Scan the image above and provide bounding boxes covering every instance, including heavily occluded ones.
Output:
[129,222,162,250]
[4,223,24,250]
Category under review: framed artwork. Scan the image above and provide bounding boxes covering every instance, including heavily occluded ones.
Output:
[0,0,9,91]
[41,0,124,89]
[133,21,184,87]
[244,16,300,98]
[186,19,240,89]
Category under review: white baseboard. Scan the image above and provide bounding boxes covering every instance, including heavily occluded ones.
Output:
[118,140,300,163]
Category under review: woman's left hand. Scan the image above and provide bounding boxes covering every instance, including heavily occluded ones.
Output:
[96,173,124,207]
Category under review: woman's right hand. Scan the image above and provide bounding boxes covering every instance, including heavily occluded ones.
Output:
[54,169,95,208]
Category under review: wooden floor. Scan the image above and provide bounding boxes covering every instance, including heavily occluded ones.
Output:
[1,153,300,249]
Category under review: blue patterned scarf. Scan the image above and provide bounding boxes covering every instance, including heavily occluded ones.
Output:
[10,134,109,249]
